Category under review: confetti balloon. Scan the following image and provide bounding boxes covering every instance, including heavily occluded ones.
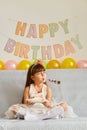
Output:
[0,60,4,70]
[5,60,18,70]
[62,58,76,68]
[46,60,61,69]
[18,60,31,70]
[77,60,87,68]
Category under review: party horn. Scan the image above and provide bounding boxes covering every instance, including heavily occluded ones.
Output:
[48,79,61,84]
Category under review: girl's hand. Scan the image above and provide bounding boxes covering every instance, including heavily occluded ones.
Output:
[43,102,53,108]
[27,102,34,106]
[24,99,34,106]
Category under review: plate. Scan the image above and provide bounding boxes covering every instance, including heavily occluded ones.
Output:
[26,97,45,103]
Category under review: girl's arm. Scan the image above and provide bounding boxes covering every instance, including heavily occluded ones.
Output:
[43,86,53,108]
[23,87,34,106]
[23,87,29,105]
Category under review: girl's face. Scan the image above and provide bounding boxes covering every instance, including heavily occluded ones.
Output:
[31,71,46,84]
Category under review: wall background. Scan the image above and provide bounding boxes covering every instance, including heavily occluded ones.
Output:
[0,0,87,63]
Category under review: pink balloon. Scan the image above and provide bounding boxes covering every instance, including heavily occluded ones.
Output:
[5,60,18,70]
[77,60,87,68]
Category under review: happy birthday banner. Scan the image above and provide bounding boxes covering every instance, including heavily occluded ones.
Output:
[3,18,83,60]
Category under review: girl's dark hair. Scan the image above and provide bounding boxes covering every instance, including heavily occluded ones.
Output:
[25,63,46,87]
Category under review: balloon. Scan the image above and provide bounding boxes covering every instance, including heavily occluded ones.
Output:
[5,60,18,70]
[33,59,47,69]
[77,60,87,68]
[18,60,31,70]
[46,60,61,69]
[0,60,4,70]
[62,58,76,68]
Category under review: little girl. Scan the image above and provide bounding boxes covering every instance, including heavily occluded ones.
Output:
[5,61,77,120]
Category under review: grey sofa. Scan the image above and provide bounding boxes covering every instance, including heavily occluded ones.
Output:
[0,69,87,130]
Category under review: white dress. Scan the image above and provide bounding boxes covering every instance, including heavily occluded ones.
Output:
[23,84,64,120]
[29,83,48,103]
[5,84,77,120]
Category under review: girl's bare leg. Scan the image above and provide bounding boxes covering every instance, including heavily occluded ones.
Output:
[59,103,68,111]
